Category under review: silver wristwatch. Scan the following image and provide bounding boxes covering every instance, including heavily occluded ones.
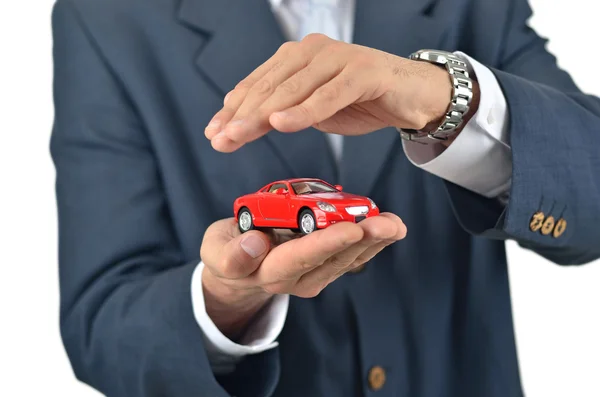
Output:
[398,50,473,143]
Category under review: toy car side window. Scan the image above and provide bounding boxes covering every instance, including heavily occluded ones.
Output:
[268,183,287,193]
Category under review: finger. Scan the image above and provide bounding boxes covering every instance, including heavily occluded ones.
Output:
[226,53,314,126]
[377,212,408,240]
[264,228,304,246]
[293,215,403,294]
[252,222,364,284]
[269,68,370,133]
[263,58,344,109]
[223,55,345,145]
[201,219,272,280]
[340,213,408,273]
[312,105,389,135]
[340,213,407,273]
[204,43,296,140]
[210,131,245,153]
[321,214,403,270]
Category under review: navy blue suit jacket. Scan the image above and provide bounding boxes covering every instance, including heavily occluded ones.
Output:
[50,0,600,396]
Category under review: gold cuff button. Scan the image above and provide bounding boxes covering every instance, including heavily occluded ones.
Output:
[368,366,386,391]
[529,212,545,232]
[553,218,567,238]
[541,216,555,235]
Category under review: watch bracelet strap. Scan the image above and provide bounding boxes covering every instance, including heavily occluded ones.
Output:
[398,52,473,143]
[398,128,432,144]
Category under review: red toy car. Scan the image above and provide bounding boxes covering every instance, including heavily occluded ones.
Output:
[233,178,380,234]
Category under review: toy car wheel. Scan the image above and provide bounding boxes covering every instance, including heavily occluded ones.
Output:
[299,209,317,235]
[238,208,254,233]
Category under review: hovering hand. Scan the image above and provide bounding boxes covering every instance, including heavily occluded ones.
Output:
[200,214,406,339]
[204,33,456,152]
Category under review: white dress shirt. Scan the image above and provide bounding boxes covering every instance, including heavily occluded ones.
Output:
[192,0,512,374]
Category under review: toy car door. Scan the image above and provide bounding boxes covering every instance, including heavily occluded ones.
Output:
[258,182,292,225]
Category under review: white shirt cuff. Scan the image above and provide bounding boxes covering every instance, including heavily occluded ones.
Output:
[191,261,289,374]
[402,52,512,199]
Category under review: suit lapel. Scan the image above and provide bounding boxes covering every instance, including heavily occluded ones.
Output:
[177,0,337,183]
[340,0,450,197]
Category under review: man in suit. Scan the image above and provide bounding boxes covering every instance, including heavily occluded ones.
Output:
[50,0,600,396]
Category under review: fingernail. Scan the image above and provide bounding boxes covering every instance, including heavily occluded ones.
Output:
[205,120,221,133]
[241,235,267,258]
[272,111,290,121]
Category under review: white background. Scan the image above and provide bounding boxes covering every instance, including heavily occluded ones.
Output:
[0,0,598,396]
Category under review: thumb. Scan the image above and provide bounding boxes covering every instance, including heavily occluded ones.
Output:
[209,230,271,280]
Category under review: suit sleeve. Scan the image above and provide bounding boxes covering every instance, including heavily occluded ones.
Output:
[51,1,279,396]
[445,0,600,265]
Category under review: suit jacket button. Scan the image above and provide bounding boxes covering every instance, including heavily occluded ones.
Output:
[553,218,567,238]
[530,211,545,232]
[368,366,386,391]
[541,215,555,235]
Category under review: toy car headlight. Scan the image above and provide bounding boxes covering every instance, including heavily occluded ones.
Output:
[368,198,377,209]
[317,202,337,212]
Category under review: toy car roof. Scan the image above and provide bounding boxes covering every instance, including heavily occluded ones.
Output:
[284,178,328,183]
[258,178,333,191]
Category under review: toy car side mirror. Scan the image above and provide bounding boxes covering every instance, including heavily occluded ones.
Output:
[274,188,288,195]
[335,185,343,191]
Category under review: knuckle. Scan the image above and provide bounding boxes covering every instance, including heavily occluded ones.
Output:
[292,44,310,63]
[303,33,328,44]
[294,104,314,122]
[268,60,284,74]
[254,78,274,95]
[279,79,301,94]
[217,255,244,279]
[293,255,315,272]
[317,84,341,101]
[278,41,296,53]
[324,41,345,54]
[235,79,253,91]
[328,254,349,270]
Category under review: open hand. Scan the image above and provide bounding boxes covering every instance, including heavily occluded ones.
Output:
[200,213,406,339]
[204,33,453,153]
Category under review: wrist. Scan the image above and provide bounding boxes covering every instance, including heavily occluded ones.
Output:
[201,266,273,340]
[410,60,481,147]
[421,62,453,129]
[384,56,453,131]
